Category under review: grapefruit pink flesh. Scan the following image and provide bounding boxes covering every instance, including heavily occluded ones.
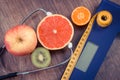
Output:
[37,14,74,50]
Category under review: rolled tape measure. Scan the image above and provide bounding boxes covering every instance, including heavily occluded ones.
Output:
[61,0,120,80]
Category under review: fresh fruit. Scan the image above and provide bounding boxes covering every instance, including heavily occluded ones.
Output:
[4,25,37,56]
[37,14,74,50]
[71,6,91,26]
[31,47,51,68]
[97,10,112,27]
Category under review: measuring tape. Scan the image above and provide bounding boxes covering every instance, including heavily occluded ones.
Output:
[61,10,112,80]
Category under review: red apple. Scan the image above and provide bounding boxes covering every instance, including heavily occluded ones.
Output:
[4,25,37,56]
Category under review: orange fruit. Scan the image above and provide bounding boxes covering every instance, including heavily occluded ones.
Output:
[37,14,74,50]
[71,6,91,26]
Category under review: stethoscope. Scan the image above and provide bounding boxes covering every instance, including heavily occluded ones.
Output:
[0,8,73,80]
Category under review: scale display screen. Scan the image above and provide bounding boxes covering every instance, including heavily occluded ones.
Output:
[75,41,99,72]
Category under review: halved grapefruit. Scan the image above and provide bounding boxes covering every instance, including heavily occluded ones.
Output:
[37,14,74,50]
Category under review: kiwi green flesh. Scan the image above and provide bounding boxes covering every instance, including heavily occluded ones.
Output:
[31,47,51,68]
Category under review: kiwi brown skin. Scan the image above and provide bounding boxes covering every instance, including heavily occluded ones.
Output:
[31,47,51,68]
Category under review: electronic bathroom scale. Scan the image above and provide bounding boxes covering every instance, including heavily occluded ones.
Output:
[69,0,120,80]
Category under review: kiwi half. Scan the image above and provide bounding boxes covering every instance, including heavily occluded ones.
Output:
[31,47,51,68]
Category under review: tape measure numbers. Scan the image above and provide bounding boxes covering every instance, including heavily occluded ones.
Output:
[61,11,112,80]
